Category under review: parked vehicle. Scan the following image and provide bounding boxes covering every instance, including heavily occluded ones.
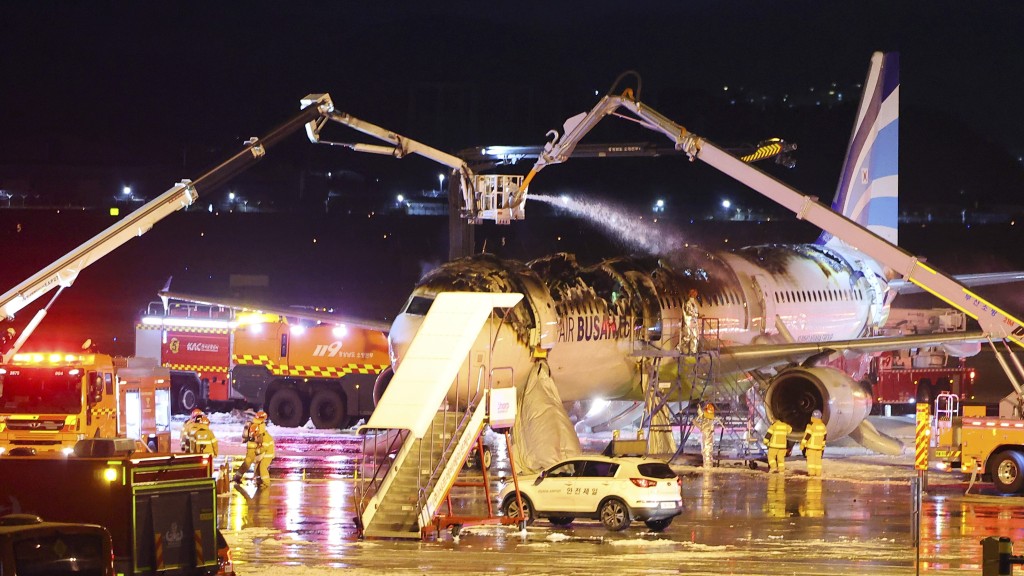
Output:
[497,455,682,531]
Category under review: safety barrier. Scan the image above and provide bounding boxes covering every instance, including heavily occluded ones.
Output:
[982,537,1024,576]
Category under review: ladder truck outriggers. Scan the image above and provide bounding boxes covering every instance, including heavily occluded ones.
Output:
[509,54,1024,446]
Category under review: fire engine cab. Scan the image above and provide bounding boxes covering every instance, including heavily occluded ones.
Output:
[0,352,171,455]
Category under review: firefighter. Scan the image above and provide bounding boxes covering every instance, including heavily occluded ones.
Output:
[189,414,219,457]
[682,289,699,354]
[251,411,275,488]
[0,327,15,354]
[180,408,204,452]
[693,402,721,469]
[233,410,259,484]
[763,417,793,474]
[800,409,828,477]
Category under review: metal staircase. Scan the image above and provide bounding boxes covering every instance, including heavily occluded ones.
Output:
[352,292,522,540]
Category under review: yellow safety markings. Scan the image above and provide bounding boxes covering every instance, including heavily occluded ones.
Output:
[164,363,227,374]
[233,354,386,377]
[740,141,783,163]
[915,403,930,471]
[91,407,118,417]
[136,323,230,334]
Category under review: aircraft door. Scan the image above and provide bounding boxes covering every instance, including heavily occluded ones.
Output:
[752,275,775,335]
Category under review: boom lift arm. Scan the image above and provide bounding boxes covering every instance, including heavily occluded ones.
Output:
[514,73,1024,353]
[301,95,523,225]
[0,94,336,360]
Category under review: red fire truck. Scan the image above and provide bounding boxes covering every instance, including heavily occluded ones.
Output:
[0,352,172,455]
[868,347,975,415]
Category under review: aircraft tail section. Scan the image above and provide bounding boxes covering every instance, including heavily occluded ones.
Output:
[821,51,900,248]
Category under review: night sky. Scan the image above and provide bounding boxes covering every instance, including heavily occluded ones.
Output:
[1,2,1024,354]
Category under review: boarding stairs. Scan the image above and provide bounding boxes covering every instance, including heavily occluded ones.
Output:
[353,292,522,540]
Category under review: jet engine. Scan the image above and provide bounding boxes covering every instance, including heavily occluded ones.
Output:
[764,366,873,440]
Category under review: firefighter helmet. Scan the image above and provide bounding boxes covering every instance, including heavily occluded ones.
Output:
[254,410,268,422]
[704,403,715,417]
[191,408,204,419]
[812,409,822,419]
[687,288,698,299]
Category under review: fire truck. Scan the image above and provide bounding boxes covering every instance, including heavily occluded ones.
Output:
[0,352,171,455]
[136,297,390,429]
[0,442,224,575]
[868,348,975,415]
[931,394,1024,494]
[868,308,977,415]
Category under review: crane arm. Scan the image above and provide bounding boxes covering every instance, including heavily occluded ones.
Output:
[516,90,1024,348]
[303,97,524,224]
[0,94,335,331]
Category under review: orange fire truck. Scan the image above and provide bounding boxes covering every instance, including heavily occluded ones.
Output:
[136,296,390,428]
[0,352,171,455]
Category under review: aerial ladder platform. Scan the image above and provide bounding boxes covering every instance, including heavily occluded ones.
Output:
[354,292,523,540]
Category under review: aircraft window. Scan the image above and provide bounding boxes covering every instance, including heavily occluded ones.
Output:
[405,296,434,316]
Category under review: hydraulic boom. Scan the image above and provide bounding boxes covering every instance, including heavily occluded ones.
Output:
[515,63,1024,353]
[0,94,335,360]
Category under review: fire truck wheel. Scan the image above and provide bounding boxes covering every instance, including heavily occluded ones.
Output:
[990,450,1024,494]
[177,383,200,414]
[267,388,309,428]
[310,390,347,429]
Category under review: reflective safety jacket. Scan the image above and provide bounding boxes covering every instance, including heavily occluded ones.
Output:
[801,418,828,451]
[764,420,793,449]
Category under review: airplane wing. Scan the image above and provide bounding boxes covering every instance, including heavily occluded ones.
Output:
[157,289,393,334]
[718,330,986,374]
[890,272,1024,295]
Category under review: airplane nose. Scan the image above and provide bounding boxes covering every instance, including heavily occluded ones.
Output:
[387,313,424,368]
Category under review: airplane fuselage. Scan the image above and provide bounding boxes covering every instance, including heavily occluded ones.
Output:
[387,244,889,404]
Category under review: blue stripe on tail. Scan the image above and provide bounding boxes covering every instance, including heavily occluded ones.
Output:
[819,52,900,247]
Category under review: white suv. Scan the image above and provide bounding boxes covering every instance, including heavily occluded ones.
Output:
[498,455,682,531]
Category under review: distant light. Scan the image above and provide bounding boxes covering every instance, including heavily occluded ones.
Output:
[656,199,665,207]
[560,195,570,204]
[229,192,236,201]
[122,186,132,196]
[438,174,445,188]
[397,194,405,202]
[332,325,348,338]
[722,199,731,209]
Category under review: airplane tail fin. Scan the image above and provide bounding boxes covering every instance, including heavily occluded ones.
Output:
[820,52,900,248]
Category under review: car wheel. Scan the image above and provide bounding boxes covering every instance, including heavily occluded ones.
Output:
[599,498,631,531]
[502,495,535,526]
[267,387,309,428]
[644,518,672,532]
[990,450,1024,494]
[309,389,346,429]
[548,516,574,526]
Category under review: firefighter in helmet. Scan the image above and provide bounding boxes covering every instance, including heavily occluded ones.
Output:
[180,408,204,452]
[763,417,793,474]
[233,410,259,484]
[693,402,722,469]
[682,289,700,354]
[189,414,218,456]
[800,409,828,477]
[0,327,15,353]
[251,410,275,488]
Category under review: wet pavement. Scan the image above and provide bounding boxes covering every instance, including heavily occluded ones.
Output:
[204,419,1024,575]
